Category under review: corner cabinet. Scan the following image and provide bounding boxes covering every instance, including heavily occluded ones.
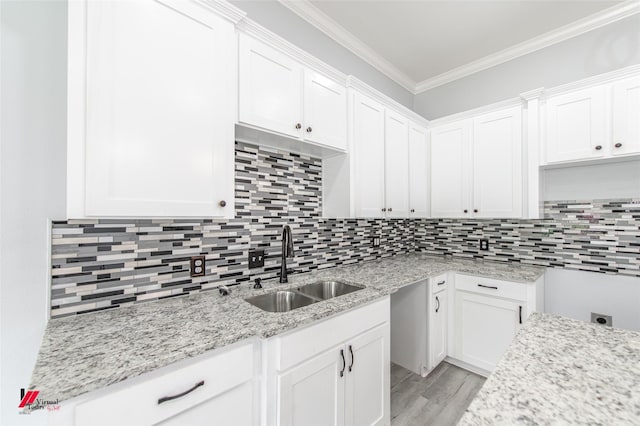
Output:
[350,90,426,218]
[430,106,523,219]
[238,33,347,152]
[408,124,430,218]
[67,0,237,218]
[268,297,390,426]
[451,273,544,374]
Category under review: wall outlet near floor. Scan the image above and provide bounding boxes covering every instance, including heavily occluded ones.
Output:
[479,239,489,251]
[371,236,381,247]
[591,312,612,327]
[248,250,265,269]
[190,255,205,277]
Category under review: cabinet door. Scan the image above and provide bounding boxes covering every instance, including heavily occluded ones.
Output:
[345,325,390,426]
[430,122,472,218]
[278,346,345,426]
[384,110,410,218]
[238,34,302,138]
[408,124,430,218]
[304,71,347,150]
[472,107,523,218]
[352,92,385,218]
[546,86,607,163]
[612,76,640,156]
[84,0,234,217]
[455,291,523,372]
[429,291,447,370]
[158,381,255,426]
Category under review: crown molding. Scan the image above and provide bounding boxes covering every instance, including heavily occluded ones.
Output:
[277,0,416,93]
[236,16,348,85]
[414,1,640,93]
[427,97,525,128]
[520,87,546,101]
[196,0,247,24]
[346,76,429,127]
[277,0,639,95]
[544,63,640,97]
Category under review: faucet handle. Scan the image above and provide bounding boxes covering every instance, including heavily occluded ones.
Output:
[253,278,263,289]
[219,285,231,296]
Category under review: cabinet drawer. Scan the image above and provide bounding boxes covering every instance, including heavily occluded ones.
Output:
[75,342,255,426]
[430,273,448,295]
[276,297,389,371]
[455,273,527,301]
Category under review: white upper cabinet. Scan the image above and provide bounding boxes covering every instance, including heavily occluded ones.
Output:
[238,34,347,152]
[76,0,235,217]
[408,124,430,218]
[351,92,386,218]
[472,107,522,218]
[430,122,472,218]
[384,110,410,218]
[612,76,640,157]
[430,106,523,219]
[304,71,348,150]
[238,34,303,138]
[546,85,607,163]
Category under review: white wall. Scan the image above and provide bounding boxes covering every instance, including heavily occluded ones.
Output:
[229,0,414,108]
[414,14,640,119]
[545,268,640,332]
[0,1,67,424]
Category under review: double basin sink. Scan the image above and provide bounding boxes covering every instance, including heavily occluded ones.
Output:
[245,280,363,312]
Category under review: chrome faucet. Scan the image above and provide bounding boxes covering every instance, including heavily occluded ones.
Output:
[279,225,294,283]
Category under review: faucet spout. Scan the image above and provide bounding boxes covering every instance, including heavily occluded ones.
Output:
[280,225,294,283]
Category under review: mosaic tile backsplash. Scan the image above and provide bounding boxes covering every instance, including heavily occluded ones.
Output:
[50,142,640,318]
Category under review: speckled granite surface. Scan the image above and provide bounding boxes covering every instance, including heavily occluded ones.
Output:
[30,253,544,403]
[459,312,640,425]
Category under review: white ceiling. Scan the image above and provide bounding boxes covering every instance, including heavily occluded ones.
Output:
[280,0,636,92]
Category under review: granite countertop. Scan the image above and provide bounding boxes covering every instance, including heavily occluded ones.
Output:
[459,312,640,425]
[29,253,544,403]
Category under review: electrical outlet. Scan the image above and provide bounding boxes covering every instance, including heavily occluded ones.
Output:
[371,236,381,247]
[591,312,612,327]
[479,239,489,251]
[248,250,265,269]
[190,255,205,277]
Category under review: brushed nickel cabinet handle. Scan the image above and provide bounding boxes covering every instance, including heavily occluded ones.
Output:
[615,143,622,148]
[295,123,302,129]
[595,145,602,150]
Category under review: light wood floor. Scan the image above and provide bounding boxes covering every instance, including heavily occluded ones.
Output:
[390,362,486,426]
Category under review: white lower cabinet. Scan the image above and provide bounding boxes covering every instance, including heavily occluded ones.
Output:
[51,340,260,426]
[270,297,390,426]
[278,344,345,426]
[345,325,388,426]
[451,273,543,374]
[429,289,447,369]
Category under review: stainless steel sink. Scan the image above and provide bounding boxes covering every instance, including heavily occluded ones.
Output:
[296,280,363,300]
[244,290,316,313]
